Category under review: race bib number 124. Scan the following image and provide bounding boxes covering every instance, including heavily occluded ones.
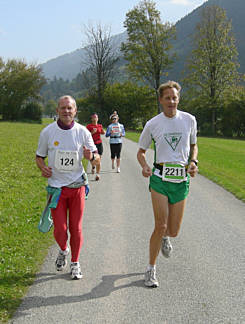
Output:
[54,150,79,172]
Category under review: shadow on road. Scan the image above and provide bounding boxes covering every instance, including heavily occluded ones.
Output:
[13,272,145,319]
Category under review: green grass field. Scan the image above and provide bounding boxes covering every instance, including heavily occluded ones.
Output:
[126,131,245,202]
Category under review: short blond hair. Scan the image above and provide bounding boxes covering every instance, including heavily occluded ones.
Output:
[58,95,77,108]
[158,81,181,98]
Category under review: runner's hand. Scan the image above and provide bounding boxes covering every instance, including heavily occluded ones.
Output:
[83,146,93,160]
[142,165,152,178]
[187,162,198,177]
[41,166,52,178]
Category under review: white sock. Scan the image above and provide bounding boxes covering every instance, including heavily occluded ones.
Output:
[146,264,156,272]
[60,247,69,255]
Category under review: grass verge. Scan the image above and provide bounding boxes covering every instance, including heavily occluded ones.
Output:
[126,131,245,202]
[0,120,54,322]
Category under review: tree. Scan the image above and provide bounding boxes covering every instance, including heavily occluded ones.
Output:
[0,58,46,120]
[21,102,43,123]
[183,5,240,135]
[77,82,157,128]
[220,86,245,137]
[121,0,176,112]
[44,99,57,118]
[103,82,157,128]
[82,24,119,115]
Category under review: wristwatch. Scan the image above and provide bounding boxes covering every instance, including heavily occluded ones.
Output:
[190,159,198,166]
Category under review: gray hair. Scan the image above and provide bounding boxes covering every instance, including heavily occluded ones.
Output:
[58,95,77,108]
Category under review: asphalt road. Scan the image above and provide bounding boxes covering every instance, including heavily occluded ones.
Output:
[10,138,245,324]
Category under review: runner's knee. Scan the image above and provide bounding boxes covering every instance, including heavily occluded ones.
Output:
[169,231,178,237]
[155,223,167,236]
[168,228,180,237]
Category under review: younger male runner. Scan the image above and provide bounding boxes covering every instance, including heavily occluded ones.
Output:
[137,81,198,287]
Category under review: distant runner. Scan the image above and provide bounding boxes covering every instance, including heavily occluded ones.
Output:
[36,95,99,280]
[137,81,198,288]
[86,113,105,181]
[106,114,125,173]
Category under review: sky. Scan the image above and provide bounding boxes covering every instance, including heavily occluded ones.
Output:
[0,0,207,64]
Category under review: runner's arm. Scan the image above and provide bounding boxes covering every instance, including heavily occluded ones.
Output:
[105,126,111,137]
[189,143,198,161]
[35,155,52,178]
[83,129,100,162]
[83,147,100,162]
[121,125,125,137]
[100,125,106,135]
[188,143,198,177]
[137,148,152,178]
[36,130,52,178]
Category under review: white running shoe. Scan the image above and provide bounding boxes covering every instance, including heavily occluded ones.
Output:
[117,167,120,173]
[55,247,69,271]
[70,262,83,280]
[161,236,173,258]
[144,268,159,288]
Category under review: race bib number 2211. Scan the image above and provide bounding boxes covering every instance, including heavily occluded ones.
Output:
[162,163,187,183]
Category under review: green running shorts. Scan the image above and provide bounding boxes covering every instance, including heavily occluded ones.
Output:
[149,174,190,204]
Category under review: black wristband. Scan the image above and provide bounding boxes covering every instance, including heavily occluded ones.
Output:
[190,159,198,166]
[90,153,95,161]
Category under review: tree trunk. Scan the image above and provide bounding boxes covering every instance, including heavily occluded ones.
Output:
[212,107,216,136]
[155,89,161,114]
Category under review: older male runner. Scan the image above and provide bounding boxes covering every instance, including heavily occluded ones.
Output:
[36,95,99,280]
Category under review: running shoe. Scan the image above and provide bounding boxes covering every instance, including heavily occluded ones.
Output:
[161,236,173,258]
[70,262,83,280]
[55,247,69,271]
[95,174,100,181]
[117,167,120,173]
[144,268,159,288]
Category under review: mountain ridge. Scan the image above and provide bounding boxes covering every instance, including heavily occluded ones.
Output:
[41,0,245,81]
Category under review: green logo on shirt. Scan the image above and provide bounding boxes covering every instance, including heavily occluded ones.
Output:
[164,133,182,151]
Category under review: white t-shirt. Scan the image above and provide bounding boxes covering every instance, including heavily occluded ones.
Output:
[139,111,197,178]
[36,121,96,188]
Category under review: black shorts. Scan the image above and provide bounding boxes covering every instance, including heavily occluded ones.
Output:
[95,143,103,156]
[110,143,122,159]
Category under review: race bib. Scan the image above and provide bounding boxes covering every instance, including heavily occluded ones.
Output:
[162,163,187,183]
[112,126,120,136]
[54,150,79,172]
